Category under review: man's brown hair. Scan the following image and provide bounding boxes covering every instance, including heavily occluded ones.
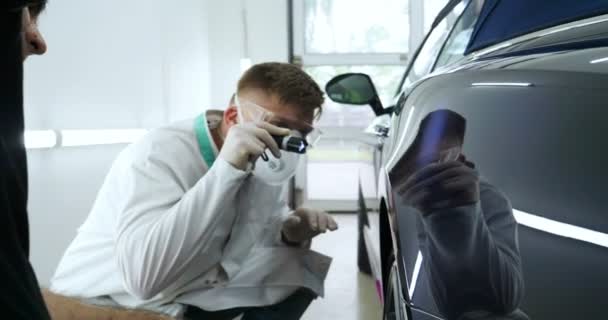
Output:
[238,62,324,120]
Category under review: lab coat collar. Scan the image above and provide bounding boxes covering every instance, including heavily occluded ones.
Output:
[194,110,223,169]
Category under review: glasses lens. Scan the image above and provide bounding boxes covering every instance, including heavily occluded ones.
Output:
[236,94,323,146]
[236,95,271,123]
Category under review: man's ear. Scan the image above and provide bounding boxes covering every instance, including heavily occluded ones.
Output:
[224,106,239,127]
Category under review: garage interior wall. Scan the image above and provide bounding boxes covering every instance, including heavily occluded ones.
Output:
[25,0,288,286]
[208,0,289,107]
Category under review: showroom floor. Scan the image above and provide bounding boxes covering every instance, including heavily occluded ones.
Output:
[302,214,382,320]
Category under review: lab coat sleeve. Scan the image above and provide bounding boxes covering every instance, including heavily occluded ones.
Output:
[419,179,524,319]
[114,142,249,301]
[270,206,291,246]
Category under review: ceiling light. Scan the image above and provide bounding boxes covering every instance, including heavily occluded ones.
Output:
[61,129,148,147]
[24,130,58,149]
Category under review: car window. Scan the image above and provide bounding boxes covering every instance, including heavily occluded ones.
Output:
[400,0,470,92]
[434,0,486,69]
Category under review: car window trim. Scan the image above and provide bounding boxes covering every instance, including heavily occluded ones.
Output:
[395,0,469,97]
[431,0,475,72]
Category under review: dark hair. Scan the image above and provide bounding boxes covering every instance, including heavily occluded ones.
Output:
[238,62,324,120]
[28,0,47,17]
[1,0,46,13]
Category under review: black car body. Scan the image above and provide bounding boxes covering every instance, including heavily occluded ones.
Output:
[327,1,608,319]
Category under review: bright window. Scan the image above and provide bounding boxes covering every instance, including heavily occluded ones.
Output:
[293,0,451,207]
[304,0,410,54]
[401,0,471,91]
[435,0,486,69]
[424,0,450,32]
[305,65,405,128]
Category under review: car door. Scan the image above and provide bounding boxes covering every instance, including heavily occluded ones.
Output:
[387,13,608,320]
[382,1,491,319]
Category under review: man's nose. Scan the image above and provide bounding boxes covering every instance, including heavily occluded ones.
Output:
[25,25,47,56]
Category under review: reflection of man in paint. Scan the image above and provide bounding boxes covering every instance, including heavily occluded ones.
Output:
[394,110,527,320]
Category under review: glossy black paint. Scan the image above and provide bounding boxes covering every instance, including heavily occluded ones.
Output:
[384,47,608,320]
[333,3,608,318]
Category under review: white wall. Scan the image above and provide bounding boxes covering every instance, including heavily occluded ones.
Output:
[207,0,288,107]
[25,1,212,129]
[25,0,211,286]
[25,0,289,287]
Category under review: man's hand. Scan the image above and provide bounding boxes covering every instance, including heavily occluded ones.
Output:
[398,160,480,216]
[281,208,339,244]
[219,122,290,171]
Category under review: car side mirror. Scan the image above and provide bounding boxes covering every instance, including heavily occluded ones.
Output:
[325,73,393,116]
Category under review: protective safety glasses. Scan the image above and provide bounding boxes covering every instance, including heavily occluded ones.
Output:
[234,94,323,147]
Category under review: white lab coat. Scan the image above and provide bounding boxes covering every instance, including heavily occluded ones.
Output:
[50,111,332,318]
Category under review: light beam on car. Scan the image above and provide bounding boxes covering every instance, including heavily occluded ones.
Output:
[408,251,423,299]
[590,57,608,64]
[513,210,608,249]
[406,210,608,300]
[387,106,416,170]
[471,82,533,87]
